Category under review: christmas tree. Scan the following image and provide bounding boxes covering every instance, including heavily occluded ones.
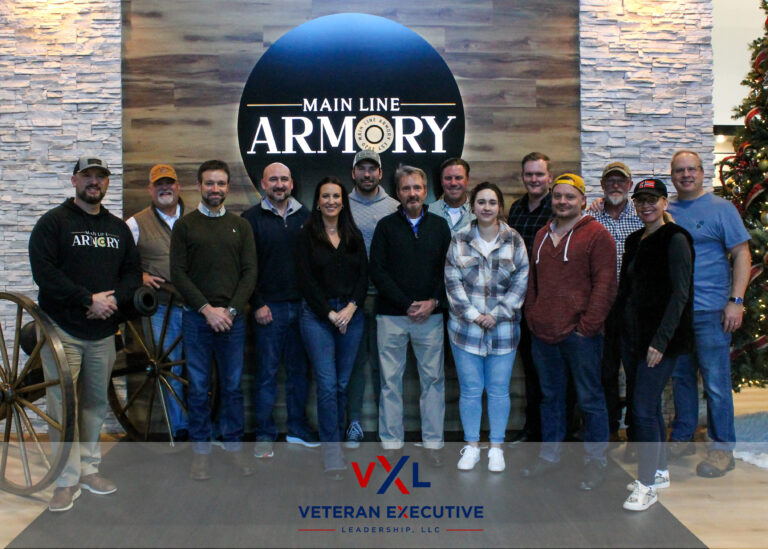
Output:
[717,1,768,390]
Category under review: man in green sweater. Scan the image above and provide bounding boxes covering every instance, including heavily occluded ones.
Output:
[170,159,257,480]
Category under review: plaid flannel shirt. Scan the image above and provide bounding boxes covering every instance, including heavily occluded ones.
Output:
[445,221,529,356]
[590,200,643,280]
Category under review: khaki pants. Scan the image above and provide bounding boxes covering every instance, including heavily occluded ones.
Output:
[41,321,115,488]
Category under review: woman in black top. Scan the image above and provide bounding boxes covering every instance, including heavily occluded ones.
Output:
[617,178,694,512]
[296,176,368,478]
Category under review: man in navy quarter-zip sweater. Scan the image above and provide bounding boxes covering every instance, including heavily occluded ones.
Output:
[29,156,142,512]
[370,165,451,467]
[241,162,318,459]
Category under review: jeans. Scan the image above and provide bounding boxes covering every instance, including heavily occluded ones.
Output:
[601,306,623,435]
[377,314,445,449]
[670,310,735,451]
[252,300,311,441]
[300,299,363,470]
[182,310,246,455]
[346,296,380,425]
[622,340,675,486]
[531,332,609,463]
[41,321,115,487]
[518,320,542,439]
[450,343,515,444]
[149,303,187,435]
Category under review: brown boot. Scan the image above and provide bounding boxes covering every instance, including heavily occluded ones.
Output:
[189,453,211,481]
[696,449,735,478]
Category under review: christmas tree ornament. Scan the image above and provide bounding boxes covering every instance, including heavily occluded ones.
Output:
[761,210,768,226]
[759,159,768,172]
[746,107,764,130]
[755,49,768,74]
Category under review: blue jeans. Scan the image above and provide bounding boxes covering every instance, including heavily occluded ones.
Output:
[182,310,246,454]
[451,343,515,444]
[671,310,734,451]
[531,332,609,463]
[346,296,380,424]
[300,299,363,469]
[252,300,311,441]
[622,340,675,486]
[149,303,187,435]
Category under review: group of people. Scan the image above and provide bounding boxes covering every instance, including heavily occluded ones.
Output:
[29,148,749,514]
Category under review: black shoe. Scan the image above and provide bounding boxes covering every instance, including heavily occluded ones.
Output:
[507,430,529,447]
[521,458,561,479]
[696,450,735,478]
[579,459,607,491]
[622,443,638,463]
[174,429,189,442]
[423,448,444,468]
[324,468,346,481]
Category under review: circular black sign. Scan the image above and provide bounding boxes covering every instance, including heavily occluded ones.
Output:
[237,13,465,201]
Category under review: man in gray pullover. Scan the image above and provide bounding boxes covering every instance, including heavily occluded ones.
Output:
[345,150,398,447]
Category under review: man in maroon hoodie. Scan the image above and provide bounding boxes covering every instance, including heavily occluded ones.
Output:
[521,173,617,491]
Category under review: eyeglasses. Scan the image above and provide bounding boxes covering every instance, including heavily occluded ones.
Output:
[632,195,661,205]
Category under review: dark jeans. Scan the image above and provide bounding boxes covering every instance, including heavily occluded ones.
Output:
[601,306,623,436]
[518,321,542,439]
[252,300,312,441]
[300,299,364,470]
[346,296,380,425]
[532,331,609,463]
[622,340,675,485]
[182,310,246,455]
[670,310,734,451]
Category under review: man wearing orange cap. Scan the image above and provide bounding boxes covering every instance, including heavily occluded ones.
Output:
[521,173,616,491]
[126,164,188,440]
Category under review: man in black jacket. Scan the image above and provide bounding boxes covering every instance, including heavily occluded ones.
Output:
[370,165,451,466]
[29,156,142,512]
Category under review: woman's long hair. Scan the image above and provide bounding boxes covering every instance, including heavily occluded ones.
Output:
[305,176,362,251]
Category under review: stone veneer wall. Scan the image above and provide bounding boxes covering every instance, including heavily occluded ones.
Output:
[0,1,122,328]
[580,0,714,195]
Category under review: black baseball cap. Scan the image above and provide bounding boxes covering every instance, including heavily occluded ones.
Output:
[632,178,668,198]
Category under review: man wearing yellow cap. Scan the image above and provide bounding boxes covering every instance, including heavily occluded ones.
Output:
[126,164,188,440]
[521,173,617,491]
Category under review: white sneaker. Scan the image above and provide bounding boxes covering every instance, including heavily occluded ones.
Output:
[626,470,670,491]
[623,481,658,511]
[488,447,505,472]
[457,445,481,471]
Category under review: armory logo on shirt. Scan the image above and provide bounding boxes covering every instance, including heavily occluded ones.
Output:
[71,231,120,249]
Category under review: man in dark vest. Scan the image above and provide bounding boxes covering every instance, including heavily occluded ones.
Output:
[126,164,188,440]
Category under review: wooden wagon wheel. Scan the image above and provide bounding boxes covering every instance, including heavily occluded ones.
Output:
[0,292,75,495]
[108,291,190,448]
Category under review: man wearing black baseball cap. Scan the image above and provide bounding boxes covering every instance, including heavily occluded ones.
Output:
[30,155,142,511]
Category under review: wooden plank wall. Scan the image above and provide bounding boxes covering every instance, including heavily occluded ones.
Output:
[121,0,580,217]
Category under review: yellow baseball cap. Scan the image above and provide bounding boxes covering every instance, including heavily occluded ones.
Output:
[553,173,585,195]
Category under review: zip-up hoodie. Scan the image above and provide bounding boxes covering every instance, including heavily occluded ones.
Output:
[524,215,617,344]
[29,198,142,340]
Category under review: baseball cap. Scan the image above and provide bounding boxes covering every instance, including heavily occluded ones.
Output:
[602,161,631,179]
[632,178,668,198]
[353,150,381,168]
[73,156,110,176]
[149,164,178,184]
[553,173,586,195]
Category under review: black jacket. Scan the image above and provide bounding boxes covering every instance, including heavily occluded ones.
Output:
[617,223,695,360]
[29,198,142,340]
[369,206,451,316]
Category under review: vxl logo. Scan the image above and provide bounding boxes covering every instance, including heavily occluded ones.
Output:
[351,455,430,495]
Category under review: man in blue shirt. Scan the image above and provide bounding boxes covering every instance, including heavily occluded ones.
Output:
[666,150,751,478]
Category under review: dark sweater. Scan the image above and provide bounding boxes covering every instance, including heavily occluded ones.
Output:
[369,206,452,316]
[618,223,694,360]
[169,209,257,313]
[29,198,142,340]
[295,226,368,319]
[241,201,308,308]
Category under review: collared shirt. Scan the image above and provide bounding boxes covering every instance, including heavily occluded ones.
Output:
[261,196,301,219]
[400,207,425,236]
[197,202,227,218]
[445,221,529,356]
[126,203,181,244]
[430,196,475,233]
[506,193,552,258]
[590,200,643,280]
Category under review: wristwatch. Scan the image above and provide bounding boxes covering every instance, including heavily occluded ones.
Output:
[227,306,238,318]
[729,297,744,305]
